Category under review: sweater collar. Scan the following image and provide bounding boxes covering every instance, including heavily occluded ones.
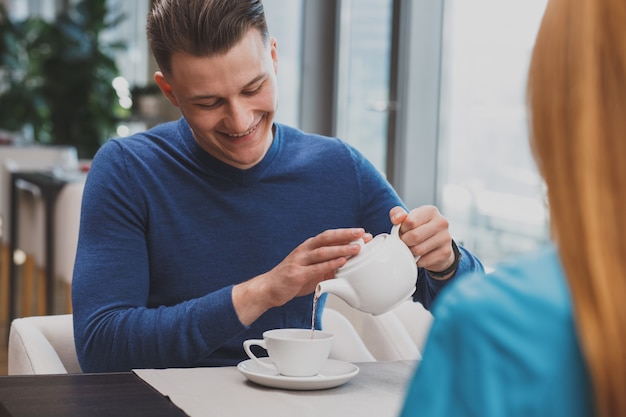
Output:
[177,118,282,184]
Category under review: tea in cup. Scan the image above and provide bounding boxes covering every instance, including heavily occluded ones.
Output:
[243,328,334,377]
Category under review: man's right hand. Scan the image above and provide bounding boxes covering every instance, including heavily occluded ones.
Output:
[232,228,370,326]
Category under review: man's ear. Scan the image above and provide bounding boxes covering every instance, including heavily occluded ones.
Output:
[270,37,278,74]
[154,71,179,107]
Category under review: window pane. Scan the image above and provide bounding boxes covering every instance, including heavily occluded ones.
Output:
[263,0,303,128]
[437,0,549,266]
[336,0,393,174]
[105,0,150,88]
[8,0,56,20]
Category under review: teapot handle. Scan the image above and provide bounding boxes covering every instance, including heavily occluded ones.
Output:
[349,237,366,251]
[390,224,420,262]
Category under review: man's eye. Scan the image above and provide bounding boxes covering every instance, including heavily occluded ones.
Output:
[243,84,263,96]
[197,101,220,109]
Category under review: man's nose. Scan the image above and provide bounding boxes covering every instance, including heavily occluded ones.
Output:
[224,99,252,133]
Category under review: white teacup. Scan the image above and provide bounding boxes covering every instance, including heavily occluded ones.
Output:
[243,328,334,377]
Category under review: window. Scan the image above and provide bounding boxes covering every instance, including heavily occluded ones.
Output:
[262,0,304,128]
[335,0,394,174]
[5,0,552,267]
[7,0,56,20]
[104,0,150,88]
[436,0,550,265]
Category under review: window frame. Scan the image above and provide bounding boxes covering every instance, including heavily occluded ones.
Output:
[299,0,445,211]
[390,0,444,209]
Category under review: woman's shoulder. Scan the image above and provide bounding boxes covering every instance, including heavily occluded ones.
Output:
[409,244,589,417]
[448,246,564,305]
[433,245,571,337]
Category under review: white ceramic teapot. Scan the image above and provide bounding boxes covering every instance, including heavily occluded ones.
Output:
[316,224,417,315]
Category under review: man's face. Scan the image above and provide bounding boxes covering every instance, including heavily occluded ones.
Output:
[155,29,279,170]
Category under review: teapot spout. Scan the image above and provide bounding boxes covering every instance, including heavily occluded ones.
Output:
[316,279,360,309]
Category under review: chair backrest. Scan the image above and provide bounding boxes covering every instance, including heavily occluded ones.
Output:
[322,307,376,362]
[390,297,434,352]
[325,294,433,361]
[8,314,81,375]
[53,181,85,283]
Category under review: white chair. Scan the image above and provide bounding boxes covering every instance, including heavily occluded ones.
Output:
[390,297,434,353]
[322,307,376,362]
[6,309,405,375]
[53,181,85,312]
[6,307,426,375]
[325,294,433,361]
[7,314,81,375]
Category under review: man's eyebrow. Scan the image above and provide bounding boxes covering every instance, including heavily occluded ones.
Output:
[189,74,267,101]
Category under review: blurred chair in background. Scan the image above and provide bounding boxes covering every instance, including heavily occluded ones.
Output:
[0,145,80,320]
[53,181,84,313]
[11,178,46,316]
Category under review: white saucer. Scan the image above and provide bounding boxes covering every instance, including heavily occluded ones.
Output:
[237,358,359,390]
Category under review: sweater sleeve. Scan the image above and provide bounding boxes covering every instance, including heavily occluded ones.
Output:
[413,245,485,310]
[72,140,248,372]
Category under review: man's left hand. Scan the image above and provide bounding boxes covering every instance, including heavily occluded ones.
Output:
[389,206,456,280]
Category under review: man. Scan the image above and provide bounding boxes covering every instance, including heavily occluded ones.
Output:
[72,0,483,372]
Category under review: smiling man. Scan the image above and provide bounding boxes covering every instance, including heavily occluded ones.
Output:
[71,0,484,373]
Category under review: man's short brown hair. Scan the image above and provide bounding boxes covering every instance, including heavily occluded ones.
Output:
[147,0,269,75]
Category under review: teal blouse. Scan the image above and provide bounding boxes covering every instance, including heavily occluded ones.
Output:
[400,245,593,417]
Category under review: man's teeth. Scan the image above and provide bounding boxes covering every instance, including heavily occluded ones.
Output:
[228,125,257,138]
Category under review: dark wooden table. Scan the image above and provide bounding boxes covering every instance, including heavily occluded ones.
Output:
[0,372,188,417]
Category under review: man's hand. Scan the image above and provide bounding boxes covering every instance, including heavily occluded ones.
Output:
[390,206,456,279]
[232,228,371,325]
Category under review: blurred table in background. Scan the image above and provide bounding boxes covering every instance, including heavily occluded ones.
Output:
[0,145,86,327]
[9,172,64,322]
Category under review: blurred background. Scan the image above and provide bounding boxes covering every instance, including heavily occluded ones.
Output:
[1,0,550,265]
[0,0,549,372]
